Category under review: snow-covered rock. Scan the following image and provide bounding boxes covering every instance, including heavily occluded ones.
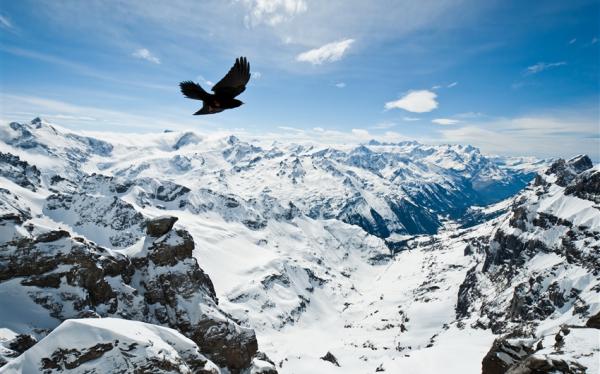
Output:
[1,318,221,373]
[0,215,269,372]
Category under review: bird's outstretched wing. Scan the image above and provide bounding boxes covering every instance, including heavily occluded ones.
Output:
[211,57,250,98]
[180,81,210,100]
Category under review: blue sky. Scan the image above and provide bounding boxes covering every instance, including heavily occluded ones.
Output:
[0,0,598,159]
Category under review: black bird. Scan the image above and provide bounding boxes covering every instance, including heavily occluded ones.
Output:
[179,57,251,115]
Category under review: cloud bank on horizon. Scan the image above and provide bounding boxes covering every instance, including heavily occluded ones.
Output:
[0,0,598,160]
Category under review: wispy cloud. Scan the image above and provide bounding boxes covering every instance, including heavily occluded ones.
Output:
[438,110,600,159]
[432,118,459,125]
[385,90,438,113]
[0,14,13,29]
[1,45,173,91]
[569,38,577,44]
[447,81,458,88]
[335,82,346,88]
[524,61,566,75]
[371,122,396,129]
[0,94,204,132]
[132,48,160,64]
[455,112,483,119]
[296,39,354,65]
[402,117,420,121]
[252,71,262,79]
[242,0,307,27]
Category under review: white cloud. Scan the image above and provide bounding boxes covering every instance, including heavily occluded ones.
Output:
[384,90,438,113]
[524,61,566,75]
[432,118,459,125]
[252,71,262,79]
[351,128,370,138]
[569,38,577,44]
[242,0,307,27]
[335,82,346,88]
[0,14,13,29]
[438,112,600,159]
[278,125,304,132]
[455,112,483,119]
[296,39,354,65]
[371,122,396,129]
[247,127,410,145]
[132,48,160,64]
[0,94,205,131]
[431,85,441,90]
[197,75,214,87]
[402,116,420,121]
[447,81,458,88]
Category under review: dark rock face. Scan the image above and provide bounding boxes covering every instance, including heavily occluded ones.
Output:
[0,152,41,191]
[8,334,37,356]
[546,155,593,187]
[0,223,262,372]
[146,215,179,237]
[565,168,600,203]
[506,355,586,374]
[320,351,340,367]
[481,339,517,374]
[42,342,115,370]
[586,311,600,329]
[44,192,145,248]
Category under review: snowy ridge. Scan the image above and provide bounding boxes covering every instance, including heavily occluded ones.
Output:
[2,318,221,373]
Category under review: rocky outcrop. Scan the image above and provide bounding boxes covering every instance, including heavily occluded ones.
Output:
[320,351,340,367]
[146,215,179,237]
[0,216,273,373]
[458,156,600,334]
[0,152,41,191]
[565,167,600,203]
[545,155,593,187]
[586,311,600,329]
[482,325,596,374]
[481,337,533,374]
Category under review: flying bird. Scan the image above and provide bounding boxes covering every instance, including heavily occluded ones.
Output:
[179,57,251,115]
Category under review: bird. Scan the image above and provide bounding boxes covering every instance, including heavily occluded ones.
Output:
[179,57,251,115]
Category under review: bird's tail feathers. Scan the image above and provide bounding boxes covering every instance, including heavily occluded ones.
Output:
[180,81,211,100]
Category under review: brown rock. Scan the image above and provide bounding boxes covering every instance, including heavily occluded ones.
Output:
[146,216,178,237]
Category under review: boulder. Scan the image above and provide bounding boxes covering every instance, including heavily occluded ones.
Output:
[320,351,340,367]
[146,215,179,237]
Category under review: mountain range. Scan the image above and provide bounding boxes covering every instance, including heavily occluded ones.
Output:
[0,118,597,373]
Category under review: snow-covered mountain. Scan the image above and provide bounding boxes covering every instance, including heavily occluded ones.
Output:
[0,118,597,373]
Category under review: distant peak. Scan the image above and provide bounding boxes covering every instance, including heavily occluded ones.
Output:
[227,135,240,145]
